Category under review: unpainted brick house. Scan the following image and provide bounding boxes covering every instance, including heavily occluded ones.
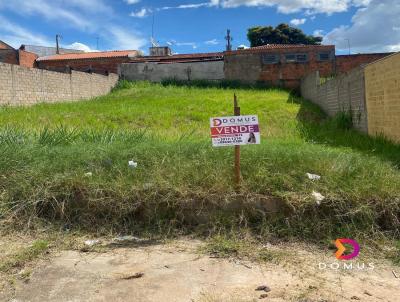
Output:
[36,50,142,75]
[1,39,393,87]
[224,44,391,88]
[0,40,38,68]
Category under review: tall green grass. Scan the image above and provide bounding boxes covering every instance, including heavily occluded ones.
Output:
[0,81,399,241]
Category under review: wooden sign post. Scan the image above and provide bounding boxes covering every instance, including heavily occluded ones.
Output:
[233,94,241,190]
[209,95,260,191]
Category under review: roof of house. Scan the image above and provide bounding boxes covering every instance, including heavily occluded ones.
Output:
[21,45,84,57]
[129,52,224,63]
[252,44,332,49]
[0,40,15,50]
[226,44,335,55]
[36,50,141,62]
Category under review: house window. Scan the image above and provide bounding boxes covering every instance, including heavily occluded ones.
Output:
[285,54,296,62]
[318,52,331,61]
[262,53,279,64]
[296,53,308,62]
[285,53,308,63]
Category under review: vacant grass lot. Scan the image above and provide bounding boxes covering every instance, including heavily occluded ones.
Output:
[0,81,399,241]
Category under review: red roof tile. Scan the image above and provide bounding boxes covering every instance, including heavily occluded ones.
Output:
[36,50,140,61]
[225,44,334,55]
[129,52,223,63]
[251,44,331,49]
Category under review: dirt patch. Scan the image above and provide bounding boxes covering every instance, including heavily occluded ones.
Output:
[1,240,400,302]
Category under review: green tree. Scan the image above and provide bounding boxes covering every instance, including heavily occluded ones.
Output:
[247,23,322,47]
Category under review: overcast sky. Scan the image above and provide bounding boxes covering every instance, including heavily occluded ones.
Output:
[0,0,398,54]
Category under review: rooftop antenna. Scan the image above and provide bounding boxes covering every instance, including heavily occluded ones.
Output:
[96,36,99,50]
[150,37,159,47]
[56,34,62,54]
[151,13,155,41]
[150,12,159,47]
[345,38,351,55]
[225,29,233,51]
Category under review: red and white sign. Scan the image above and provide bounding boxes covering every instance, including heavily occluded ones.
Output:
[210,115,260,147]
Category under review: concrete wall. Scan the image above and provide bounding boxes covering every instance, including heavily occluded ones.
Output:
[0,62,119,106]
[120,60,224,82]
[301,67,368,133]
[365,52,400,143]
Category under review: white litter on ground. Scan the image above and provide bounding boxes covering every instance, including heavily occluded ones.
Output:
[306,173,321,180]
[312,191,325,205]
[128,161,138,168]
[84,239,101,246]
[113,235,143,243]
[84,172,93,177]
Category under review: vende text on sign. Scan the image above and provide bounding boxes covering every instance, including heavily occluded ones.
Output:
[210,115,260,147]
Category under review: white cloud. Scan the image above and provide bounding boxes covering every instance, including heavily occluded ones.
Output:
[160,3,212,10]
[67,0,111,14]
[386,44,400,52]
[130,8,150,18]
[0,15,53,47]
[66,42,98,52]
[167,40,198,49]
[290,18,306,26]
[0,0,146,51]
[129,0,370,16]
[323,0,400,53]
[0,0,111,30]
[176,42,198,49]
[205,39,219,45]
[207,0,369,15]
[124,0,140,4]
[313,29,325,37]
[107,26,147,50]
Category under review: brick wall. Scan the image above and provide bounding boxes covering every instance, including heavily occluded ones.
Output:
[0,41,12,49]
[336,53,392,73]
[0,62,119,106]
[224,47,392,89]
[37,57,131,75]
[224,45,335,88]
[0,48,39,67]
[0,49,18,65]
[18,50,38,68]
[365,52,400,143]
[301,67,368,133]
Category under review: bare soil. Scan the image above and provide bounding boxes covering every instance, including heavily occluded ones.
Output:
[1,239,399,302]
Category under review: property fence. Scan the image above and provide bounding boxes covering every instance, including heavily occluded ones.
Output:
[0,62,118,106]
[120,61,224,82]
[301,51,400,143]
[301,67,368,133]
[364,53,400,143]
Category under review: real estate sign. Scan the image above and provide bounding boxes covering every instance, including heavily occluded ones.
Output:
[210,115,260,147]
